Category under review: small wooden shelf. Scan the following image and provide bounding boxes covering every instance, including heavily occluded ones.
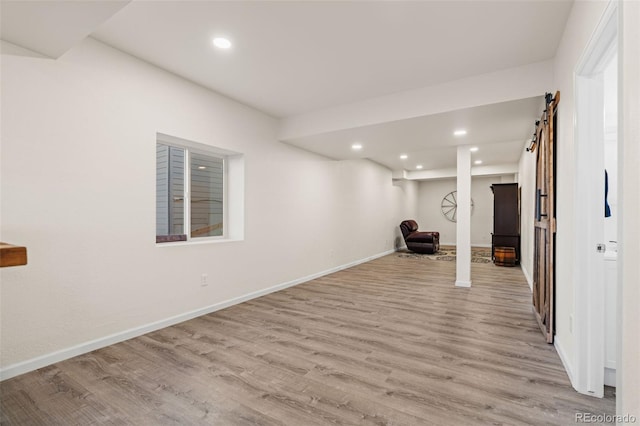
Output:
[0,242,28,267]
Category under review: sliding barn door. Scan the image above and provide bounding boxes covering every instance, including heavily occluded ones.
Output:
[533,92,559,343]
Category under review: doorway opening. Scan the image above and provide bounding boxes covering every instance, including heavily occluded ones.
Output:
[573,2,619,399]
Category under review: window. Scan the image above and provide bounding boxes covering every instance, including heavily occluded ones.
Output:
[156,139,226,243]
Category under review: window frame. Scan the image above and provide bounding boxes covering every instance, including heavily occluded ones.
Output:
[156,134,232,245]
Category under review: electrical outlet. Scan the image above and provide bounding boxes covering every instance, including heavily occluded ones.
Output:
[569,314,573,333]
[200,273,208,287]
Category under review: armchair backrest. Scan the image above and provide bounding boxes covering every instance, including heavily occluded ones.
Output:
[399,220,419,240]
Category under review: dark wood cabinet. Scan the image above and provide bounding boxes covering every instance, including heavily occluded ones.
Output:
[491,183,520,264]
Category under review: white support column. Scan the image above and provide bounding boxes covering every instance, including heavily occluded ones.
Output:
[456,146,472,287]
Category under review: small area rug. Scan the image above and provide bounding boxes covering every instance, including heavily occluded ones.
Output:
[397,245,492,263]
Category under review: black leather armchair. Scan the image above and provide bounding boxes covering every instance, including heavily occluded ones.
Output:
[399,220,440,254]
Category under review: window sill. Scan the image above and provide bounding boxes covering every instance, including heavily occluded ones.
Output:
[155,238,243,248]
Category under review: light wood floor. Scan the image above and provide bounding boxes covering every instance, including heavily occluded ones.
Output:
[1,253,615,425]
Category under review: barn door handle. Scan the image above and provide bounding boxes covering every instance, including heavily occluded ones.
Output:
[536,189,548,221]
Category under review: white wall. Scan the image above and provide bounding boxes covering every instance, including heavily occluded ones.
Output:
[518,148,536,289]
[0,38,418,372]
[551,0,609,376]
[416,176,504,247]
[393,179,419,248]
[619,0,640,417]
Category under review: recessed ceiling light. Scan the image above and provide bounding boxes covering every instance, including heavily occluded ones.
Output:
[198,166,206,170]
[474,160,483,165]
[400,154,408,160]
[416,165,423,170]
[351,143,363,150]
[454,129,467,136]
[213,37,232,49]
[469,147,479,152]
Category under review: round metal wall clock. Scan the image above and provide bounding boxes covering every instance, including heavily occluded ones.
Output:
[441,191,474,222]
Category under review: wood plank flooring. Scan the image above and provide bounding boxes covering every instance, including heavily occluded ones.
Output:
[0,253,615,425]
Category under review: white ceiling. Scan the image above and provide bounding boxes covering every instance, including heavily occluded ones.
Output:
[285,96,545,171]
[0,0,129,58]
[91,0,572,118]
[1,0,572,178]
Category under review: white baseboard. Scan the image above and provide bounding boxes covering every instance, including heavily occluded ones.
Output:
[0,248,396,381]
[440,242,492,248]
[554,335,576,388]
[604,367,616,387]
